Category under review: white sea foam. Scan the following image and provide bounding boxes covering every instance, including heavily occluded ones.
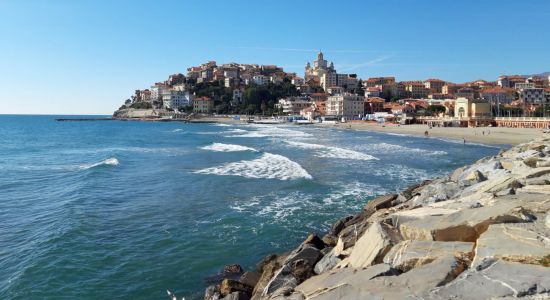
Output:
[370,164,432,182]
[79,158,119,170]
[227,126,312,138]
[371,143,448,156]
[200,143,257,152]
[227,128,248,134]
[322,182,385,206]
[213,123,232,127]
[194,153,312,180]
[285,141,378,161]
[171,128,184,132]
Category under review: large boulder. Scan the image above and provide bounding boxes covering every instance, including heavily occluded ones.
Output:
[261,244,322,297]
[347,222,402,269]
[363,193,398,213]
[313,248,341,274]
[383,240,474,272]
[412,181,461,206]
[295,263,393,299]
[239,271,261,288]
[427,260,550,300]
[472,224,550,267]
[305,256,467,299]
[252,254,288,300]
[398,199,535,242]
[220,279,253,297]
[222,291,250,300]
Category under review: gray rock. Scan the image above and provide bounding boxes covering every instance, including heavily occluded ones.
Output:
[313,248,341,274]
[285,244,322,267]
[262,245,322,297]
[262,264,297,296]
[220,279,253,297]
[205,284,222,300]
[364,193,398,212]
[222,291,250,300]
[427,260,550,299]
[413,181,460,206]
[239,271,260,288]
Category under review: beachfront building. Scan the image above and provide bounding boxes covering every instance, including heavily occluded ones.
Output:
[193,96,214,113]
[519,88,546,104]
[364,97,385,114]
[480,87,516,105]
[163,90,193,110]
[277,97,311,115]
[454,97,492,126]
[326,93,365,118]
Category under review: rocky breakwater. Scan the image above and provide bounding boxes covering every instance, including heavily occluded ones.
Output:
[204,137,550,300]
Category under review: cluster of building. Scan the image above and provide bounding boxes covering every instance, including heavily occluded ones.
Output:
[275,53,550,127]
[122,61,299,113]
[119,51,550,127]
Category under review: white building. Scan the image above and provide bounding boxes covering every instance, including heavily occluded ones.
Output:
[163,90,193,110]
[277,97,312,115]
[326,93,365,117]
[150,84,170,102]
[252,75,268,85]
[520,88,546,104]
[515,82,535,90]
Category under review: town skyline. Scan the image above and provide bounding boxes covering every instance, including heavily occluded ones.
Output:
[1,0,550,115]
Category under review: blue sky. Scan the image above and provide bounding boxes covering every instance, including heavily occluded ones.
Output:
[1,0,549,115]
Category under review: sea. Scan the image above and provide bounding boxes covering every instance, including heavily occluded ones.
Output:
[0,115,503,299]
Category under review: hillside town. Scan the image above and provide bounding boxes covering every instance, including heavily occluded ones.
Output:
[114,52,550,129]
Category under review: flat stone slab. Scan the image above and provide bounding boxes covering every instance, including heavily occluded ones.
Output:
[384,240,474,271]
[398,199,532,242]
[307,256,466,300]
[427,260,550,300]
[473,224,550,267]
[391,207,459,226]
[295,263,392,299]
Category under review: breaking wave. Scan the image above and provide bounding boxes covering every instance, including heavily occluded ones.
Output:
[371,143,448,156]
[194,153,312,180]
[79,158,119,170]
[227,126,312,138]
[285,141,378,161]
[200,143,257,152]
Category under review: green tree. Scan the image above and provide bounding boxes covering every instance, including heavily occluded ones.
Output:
[426,105,446,116]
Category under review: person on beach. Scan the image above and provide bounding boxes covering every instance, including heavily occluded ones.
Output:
[424,130,429,137]
[463,138,466,144]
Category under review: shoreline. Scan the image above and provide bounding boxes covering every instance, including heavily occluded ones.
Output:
[322,122,546,146]
[203,136,550,300]
[58,116,546,146]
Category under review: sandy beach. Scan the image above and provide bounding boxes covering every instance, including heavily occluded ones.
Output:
[324,122,546,146]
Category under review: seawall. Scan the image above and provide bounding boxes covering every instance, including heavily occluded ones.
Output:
[203,137,550,300]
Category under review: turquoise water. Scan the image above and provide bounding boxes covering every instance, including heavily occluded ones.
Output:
[0,115,502,299]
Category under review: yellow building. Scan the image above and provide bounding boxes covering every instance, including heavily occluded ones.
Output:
[193,96,214,113]
[454,97,492,126]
